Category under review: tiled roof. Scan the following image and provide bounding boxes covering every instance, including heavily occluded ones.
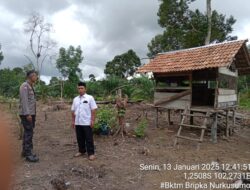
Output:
[138,40,249,73]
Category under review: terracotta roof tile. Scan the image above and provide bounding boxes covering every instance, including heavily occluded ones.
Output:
[138,40,248,73]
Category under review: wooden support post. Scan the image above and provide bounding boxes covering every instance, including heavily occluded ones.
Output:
[189,74,192,107]
[167,109,171,126]
[155,107,159,128]
[174,127,182,147]
[226,110,229,137]
[174,107,188,147]
[44,112,47,121]
[180,110,183,125]
[232,109,236,135]
[190,110,194,125]
[211,113,218,143]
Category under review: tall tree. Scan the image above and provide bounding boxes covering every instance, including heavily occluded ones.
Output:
[24,12,57,77]
[104,49,141,78]
[89,74,96,82]
[205,0,212,45]
[56,45,83,81]
[0,44,3,65]
[147,0,236,57]
[56,45,83,98]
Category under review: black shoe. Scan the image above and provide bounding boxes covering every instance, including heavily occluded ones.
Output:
[32,154,38,160]
[25,155,39,162]
[21,151,37,158]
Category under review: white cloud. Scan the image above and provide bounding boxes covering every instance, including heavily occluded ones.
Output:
[234,23,250,44]
[40,75,52,85]
[51,5,93,48]
[1,0,250,80]
[80,64,105,80]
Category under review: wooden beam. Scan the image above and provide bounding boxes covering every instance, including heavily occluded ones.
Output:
[155,107,159,128]
[218,89,236,95]
[154,72,192,77]
[214,68,219,108]
[218,94,237,103]
[211,113,218,143]
[189,73,193,125]
[154,89,191,106]
[218,67,238,77]
[189,74,192,106]
[226,110,229,137]
[232,109,236,135]
[167,109,171,126]
[175,135,202,142]
[174,108,188,147]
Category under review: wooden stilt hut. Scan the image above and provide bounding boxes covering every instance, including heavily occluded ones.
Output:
[138,40,250,146]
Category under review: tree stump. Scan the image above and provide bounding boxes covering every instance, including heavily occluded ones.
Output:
[114,90,128,138]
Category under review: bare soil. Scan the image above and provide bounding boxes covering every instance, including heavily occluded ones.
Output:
[1,102,250,190]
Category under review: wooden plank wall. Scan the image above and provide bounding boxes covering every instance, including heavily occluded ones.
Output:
[154,91,191,109]
[217,66,238,108]
[217,88,237,108]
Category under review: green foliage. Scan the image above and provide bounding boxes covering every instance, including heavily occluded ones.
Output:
[101,76,127,95]
[94,105,117,134]
[184,10,236,48]
[0,44,3,64]
[0,67,52,100]
[130,76,155,101]
[238,46,250,93]
[23,63,35,73]
[86,81,104,99]
[148,0,236,57]
[62,81,78,99]
[104,49,141,78]
[86,76,155,102]
[85,76,155,102]
[134,118,148,138]
[89,74,96,82]
[0,67,155,102]
[47,77,61,97]
[56,45,83,81]
[238,76,250,93]
[239,91,250,109]
[56,45,84,98]
[34,81,49,100]
[0,68,25,97]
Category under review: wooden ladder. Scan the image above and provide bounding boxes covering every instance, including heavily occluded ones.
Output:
[174,107,211,149]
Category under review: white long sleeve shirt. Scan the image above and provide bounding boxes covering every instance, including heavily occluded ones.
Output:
[71,94,98,126]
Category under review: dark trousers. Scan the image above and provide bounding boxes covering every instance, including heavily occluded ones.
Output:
[20,115,36,156]
[75,125,94,155]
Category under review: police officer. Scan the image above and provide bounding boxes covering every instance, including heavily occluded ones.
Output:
[19,70,39,162]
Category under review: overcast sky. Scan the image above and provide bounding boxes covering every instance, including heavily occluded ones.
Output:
[0,0,250,83]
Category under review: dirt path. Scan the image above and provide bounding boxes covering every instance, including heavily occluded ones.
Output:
[2,102,250,190]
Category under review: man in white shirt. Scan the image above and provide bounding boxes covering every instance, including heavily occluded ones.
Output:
[71,82,98,161]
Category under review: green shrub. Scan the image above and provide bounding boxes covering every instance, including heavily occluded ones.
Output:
[239,91,250,109]
[134,118,148,138]
[130,76,155,101]
[94,105,117,135]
